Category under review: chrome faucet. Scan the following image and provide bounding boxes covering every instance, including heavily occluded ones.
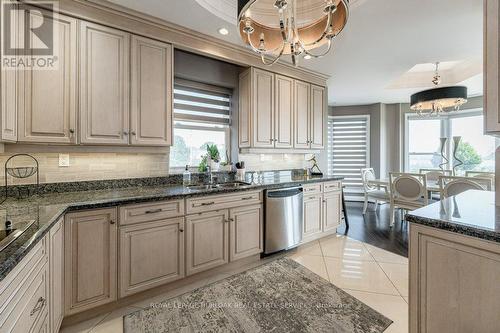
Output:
[206,165,216,185]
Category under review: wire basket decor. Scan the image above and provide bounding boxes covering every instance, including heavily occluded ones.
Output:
[4,154,40,199]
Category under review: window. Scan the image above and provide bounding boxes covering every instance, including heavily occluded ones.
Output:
[328,115,370,198]
[404,111,496,174]
[170,79,231,169]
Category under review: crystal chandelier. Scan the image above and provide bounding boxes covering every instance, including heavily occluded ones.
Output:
[237,0,349,66]
[410,62,468,116]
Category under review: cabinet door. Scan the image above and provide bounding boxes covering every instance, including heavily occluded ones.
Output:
[49,219,64,333]
[64,208,117,315]
[18,12,77,144]
[119,218,184,297]
[274,75,294,148]
[294,80,310,149]
[310,85,325,148]
[80,22,130,145]
[252,68,275,147]
[303,194,323,240]
[323,191,341,233]
[229,205,263,261]
[238,70,251,148]
[186,210,229,276]
[485,0,500,134]
[130,36,172,146]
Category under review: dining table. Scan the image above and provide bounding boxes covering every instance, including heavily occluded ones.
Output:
[367,178,441,193]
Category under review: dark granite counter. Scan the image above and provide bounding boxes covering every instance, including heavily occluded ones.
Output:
[0,172,342,282]
[406,190,500,243]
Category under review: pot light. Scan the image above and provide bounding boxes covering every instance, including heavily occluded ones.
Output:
[304,54,312,60]
[218,28,229,35]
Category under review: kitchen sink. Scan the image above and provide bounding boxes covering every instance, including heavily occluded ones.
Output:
[186,184,219,191]
[186,181,251,191]
[216,181,251,188]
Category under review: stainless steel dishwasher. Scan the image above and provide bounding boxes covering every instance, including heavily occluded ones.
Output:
[264,186,303,254]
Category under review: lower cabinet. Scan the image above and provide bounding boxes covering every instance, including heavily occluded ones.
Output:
[119,217,185,297]
[229,205,263,261]
[49,218,64,333]
[185,210,229,276]
[303,194,323,241]
[323,190,342,233]
[64,208,117,315]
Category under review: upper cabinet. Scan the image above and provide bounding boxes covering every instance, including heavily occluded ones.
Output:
[18,11,77,144]
[130,36,172,146]
[239,67,326,151]
[484,0,500,134]
[80,22,130,145]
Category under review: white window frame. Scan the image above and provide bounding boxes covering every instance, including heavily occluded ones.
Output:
[403,108,489,171]
[328,114,371,199]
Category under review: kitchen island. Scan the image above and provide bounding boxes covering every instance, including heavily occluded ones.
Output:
[406,190,500,333]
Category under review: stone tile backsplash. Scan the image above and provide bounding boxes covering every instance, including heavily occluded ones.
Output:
[239,153,309,171]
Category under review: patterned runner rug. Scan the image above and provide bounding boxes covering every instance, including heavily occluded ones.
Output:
[124,258,393,333]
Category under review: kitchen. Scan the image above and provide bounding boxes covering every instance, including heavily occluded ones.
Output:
[0,1,499,333]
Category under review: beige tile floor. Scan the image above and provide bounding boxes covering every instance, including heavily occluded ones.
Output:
[61,235,409,333]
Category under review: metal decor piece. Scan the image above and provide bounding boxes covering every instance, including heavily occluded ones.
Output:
[4,154,40,200]
[452,136,463,175]
[439,137,449,171]
[237,0,349,66]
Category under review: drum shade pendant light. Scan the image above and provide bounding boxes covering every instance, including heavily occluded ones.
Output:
[410,62,468,116]
[237,0,349,66]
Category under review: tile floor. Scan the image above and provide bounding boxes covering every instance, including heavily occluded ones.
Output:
[61,234,409,333]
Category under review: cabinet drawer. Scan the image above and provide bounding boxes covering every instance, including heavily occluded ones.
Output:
[323,181,342,193]
[0,262,48,333]
[120,200,184,226]
[186,191,262,214]
[303,183,322,195]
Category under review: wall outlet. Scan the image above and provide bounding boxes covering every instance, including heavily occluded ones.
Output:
[59,154,70,167]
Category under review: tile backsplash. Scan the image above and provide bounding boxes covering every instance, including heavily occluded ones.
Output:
[0,153,170,184]
[239,153,309,171]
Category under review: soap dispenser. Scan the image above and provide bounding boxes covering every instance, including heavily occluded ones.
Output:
[183,165,191,186]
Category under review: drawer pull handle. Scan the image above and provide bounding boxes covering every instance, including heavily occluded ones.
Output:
[145,208,163,214]
[30,297,46,316]
[110,220,115,225]
[200,202,215,206]
[241,196,253,200]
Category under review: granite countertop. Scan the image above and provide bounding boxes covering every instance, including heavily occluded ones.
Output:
[0,172,342,281]
[406,190,500,243]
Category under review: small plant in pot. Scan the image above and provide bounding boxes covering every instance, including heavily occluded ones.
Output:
[206,144,221,170]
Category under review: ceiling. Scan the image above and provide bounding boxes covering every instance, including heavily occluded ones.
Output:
[107,0,484,106]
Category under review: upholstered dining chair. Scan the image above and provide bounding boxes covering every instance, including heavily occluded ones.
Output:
[465,171,496,190]
[360,168,390,214]
[389,172,428,227]
[419,168,452,200]
[439,175,493,200]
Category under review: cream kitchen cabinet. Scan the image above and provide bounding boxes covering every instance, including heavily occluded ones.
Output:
[119,217,185,297]
[302,181,342,243]
[49,218,64,333]
[303,193,323,241]
[79,22,130,145]
[229,205,263,261]
[484,0,500,134]
[185,210,229,276]
[18,11,78,144]
[274,75,294,148]
[239,67,326,150]
[130,36,173,146]
[64,208,117,315]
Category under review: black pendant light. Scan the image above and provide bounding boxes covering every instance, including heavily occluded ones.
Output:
[410,62,468,116]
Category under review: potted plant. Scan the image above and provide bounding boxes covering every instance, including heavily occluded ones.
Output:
[206,144,220,171]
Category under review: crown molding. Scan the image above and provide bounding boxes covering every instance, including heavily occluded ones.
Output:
[26,0,329,85]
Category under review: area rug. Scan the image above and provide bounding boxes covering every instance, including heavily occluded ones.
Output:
[124,258,393,333]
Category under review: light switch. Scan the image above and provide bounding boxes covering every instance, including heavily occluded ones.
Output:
[59,154,70,167]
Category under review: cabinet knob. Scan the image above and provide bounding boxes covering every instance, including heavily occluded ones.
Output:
[179,228,184,232]
[123,131,129,136]
[131,131,136,136]
[69,129,75,134]
[110,220,115,224]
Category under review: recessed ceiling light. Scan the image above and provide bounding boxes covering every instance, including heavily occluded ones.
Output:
[304,54,312,60]
[218,28,229,36]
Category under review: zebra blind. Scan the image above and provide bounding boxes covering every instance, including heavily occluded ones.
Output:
[328,115,370,198]
[174,78,231,125]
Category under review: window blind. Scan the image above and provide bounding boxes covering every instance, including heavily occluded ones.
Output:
[174,78,231,125]
[328,115,370,198]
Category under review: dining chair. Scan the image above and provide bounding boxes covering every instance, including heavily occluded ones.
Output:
[419,169,452,200]
[439,175,493,200]
[389,172,428,227]
[465,171,495,190]
[360,168,390,215]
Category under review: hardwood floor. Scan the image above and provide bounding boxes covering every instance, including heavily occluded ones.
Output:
[337,201,409,257]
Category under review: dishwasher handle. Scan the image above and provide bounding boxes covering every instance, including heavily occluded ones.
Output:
[266,187,303,198]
